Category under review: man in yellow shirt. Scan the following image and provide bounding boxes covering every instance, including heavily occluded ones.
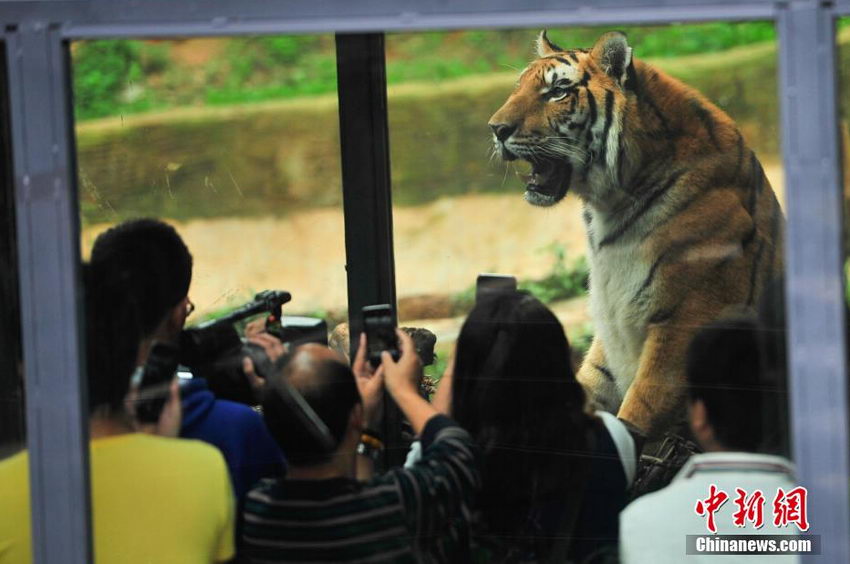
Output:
[0,260,235,563]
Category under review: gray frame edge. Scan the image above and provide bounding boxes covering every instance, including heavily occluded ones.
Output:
[0,1,780,36]
[4,23,92,564]
[56,4,778,39]
[778,3,850,563]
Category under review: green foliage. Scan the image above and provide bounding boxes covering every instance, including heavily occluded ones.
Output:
[449,243,589,317]
[424,353,449,387]
[73,40,143,119]
[567,322,594,360]
[71,21,802,122]
[519,243,590,304]
[206,36,337,105]
[450,284,477,316]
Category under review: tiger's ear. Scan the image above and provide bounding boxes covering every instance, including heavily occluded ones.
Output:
[590,31,633,85]
[535,30,564,57]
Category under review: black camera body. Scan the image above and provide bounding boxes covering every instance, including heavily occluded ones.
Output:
[178,290,327,405]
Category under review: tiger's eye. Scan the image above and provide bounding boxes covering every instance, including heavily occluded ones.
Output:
[549,87,568,100]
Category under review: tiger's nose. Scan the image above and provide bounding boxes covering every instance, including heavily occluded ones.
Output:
[489,122,516,142]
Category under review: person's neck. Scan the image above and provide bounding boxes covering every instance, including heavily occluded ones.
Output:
[136,330,176,366]
[698,436,729,453]
[89,412,135,440]
[286,433,358,480]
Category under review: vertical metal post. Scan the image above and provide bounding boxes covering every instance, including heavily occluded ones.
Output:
[778,2,850,562]
[5,24,92,564]
[335,33,405,465]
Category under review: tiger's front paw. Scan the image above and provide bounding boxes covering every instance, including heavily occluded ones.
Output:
[577,368,621,414]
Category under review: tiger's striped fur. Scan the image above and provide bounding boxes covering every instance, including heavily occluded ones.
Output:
[488,31,784,439]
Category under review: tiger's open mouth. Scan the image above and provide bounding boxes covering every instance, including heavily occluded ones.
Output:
[522,158,572,208]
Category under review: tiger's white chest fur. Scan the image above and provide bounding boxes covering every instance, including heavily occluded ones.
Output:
[585,209,651,399]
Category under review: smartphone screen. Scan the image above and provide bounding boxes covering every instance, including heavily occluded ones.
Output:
[362,304,399,368]
[135,342,179,423]
[476,273,518,302]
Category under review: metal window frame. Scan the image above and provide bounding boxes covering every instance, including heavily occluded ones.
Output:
[334,33,407,467]
[3,21,92,564]
[1,1,848,563]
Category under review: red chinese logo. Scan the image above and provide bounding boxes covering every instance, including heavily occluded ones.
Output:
[772,487,809,532]
[695,484,729,533]
[695,485,809,533]
[732,488,765,529]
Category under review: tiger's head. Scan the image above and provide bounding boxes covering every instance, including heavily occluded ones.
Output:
[489,31,634,208]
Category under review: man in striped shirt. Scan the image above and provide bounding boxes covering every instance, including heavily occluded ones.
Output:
[242,330,479,563]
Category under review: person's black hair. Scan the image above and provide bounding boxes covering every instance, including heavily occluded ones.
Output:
[451,290,592,551]
[262,351,361,466]
[686,317,767,452]
[90,218,192,337]
[83,263,144,415]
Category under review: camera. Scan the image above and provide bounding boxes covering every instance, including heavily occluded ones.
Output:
[178,290,327,405]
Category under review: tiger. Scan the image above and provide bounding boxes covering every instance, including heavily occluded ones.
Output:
[488,30,784,440]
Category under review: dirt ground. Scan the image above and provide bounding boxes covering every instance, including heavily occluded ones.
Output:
[80,163,785,332]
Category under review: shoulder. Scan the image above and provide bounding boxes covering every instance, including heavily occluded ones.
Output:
[213,398,263,419]
[621,484,675,524]
[135,434,229,473]
[0,450,30,497]
[0,449,28,475]
[209,399,269,434]
[245,477,283,501]
[593,411,637,488]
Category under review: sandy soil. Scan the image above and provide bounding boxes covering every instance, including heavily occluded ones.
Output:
[81,162,785,324]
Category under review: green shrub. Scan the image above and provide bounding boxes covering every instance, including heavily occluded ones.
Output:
[567,322,594,360]
[72,22,829,122]
[73,40,143,120]
[449,243,590,316]
[519,243,589,304]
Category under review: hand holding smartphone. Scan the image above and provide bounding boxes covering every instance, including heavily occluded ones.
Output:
[362,304,400,368]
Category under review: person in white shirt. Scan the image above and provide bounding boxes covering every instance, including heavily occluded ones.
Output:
[620,317,801,564]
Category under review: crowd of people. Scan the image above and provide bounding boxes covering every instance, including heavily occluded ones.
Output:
[0,218,798,563]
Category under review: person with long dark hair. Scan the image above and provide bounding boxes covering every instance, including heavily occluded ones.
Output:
[425,290,635,562]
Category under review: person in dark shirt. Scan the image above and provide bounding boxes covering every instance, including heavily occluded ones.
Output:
[242,330,480,563]
[427,291,635,563]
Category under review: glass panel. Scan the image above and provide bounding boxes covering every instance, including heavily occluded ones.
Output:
[72,35,346,324]
[388,23,786,392]
[67,35,349,562]
[0,40,26,460]
[387,25,791,541]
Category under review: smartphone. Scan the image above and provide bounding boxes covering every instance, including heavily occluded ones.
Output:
[135,342,179,423]
[476,273,518,302]
[362,304,400,368]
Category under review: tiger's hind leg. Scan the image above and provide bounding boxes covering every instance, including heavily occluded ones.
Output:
[577,337,622,414]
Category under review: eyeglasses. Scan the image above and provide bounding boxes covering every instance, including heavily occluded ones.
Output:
[185,299,195,317]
